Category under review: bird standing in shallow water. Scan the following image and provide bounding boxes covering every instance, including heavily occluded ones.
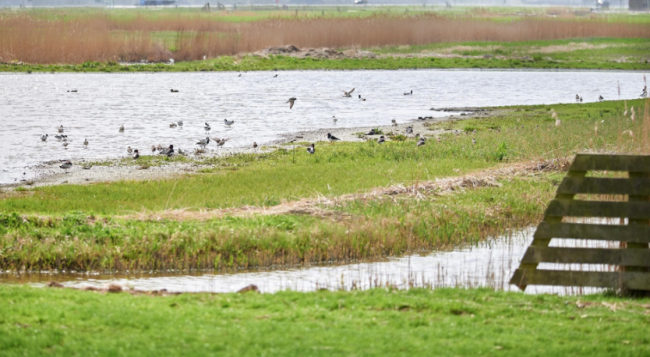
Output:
[63,140,68,148]
[58,125,64,133]
[641,86,647,98]
[196,137,210,149]
[252,142,258,149]
[307,143,315,154]
[127,146,133,154]
[119,124,125,132]
[391,119,397,127]
[204,122,211,133]
[83,139,88,148]
[332,116,337,123]
[177,120,183,127]
[41,134,48,142]
[169,122,177,128]
[575,94,580,102]
[287,97,297,109]
[224,119,235,126]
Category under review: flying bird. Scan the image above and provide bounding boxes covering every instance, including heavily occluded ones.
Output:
[342,88,355,97]
[287,97,297,109]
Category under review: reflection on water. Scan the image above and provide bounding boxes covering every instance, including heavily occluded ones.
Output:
[0,228,613,295]
[1,69,646,183]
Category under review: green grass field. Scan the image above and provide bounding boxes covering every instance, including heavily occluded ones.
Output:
[1,285,648,356]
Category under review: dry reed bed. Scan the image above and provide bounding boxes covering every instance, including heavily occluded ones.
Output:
[1,13,649,63]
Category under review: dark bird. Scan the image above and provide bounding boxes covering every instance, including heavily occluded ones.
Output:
[365,128,377,135]
[391,119,397,127]
[327,133,340,142]
[358,94,366,101]
[252,142,258,149]
[41,134,48,142]
[598,95,604,101]
[273,74,278,78]
[404,90,413,96]
[307,143,315,154]
[405,126,413,135]
[204,122,211,133]
[133,149,140,159]
[83,139,88,148]
[641,86,647,98]
[119,124,125,132]
[159,145,174,157]
[287,97,297,109]
[417,137,426,147]
[377,136,386,144]
[170,89,179,93]
[575,94,580,101]
[342,88,355,97]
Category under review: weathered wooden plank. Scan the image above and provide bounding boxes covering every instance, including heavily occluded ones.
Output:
[544,199,650,219]
[569,154,650,172]
[534,222,650,243]
[521,247,650,266]
[557,177,650,195]
[509,269,650,290]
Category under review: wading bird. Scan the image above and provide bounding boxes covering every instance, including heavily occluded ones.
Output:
[224,119,235,126]
[58,125,64,133]
[204,122,211,133]
[159,145,174,157]
[177,120,183,127]
[119,124,125,132]
[252,142,258,149]
[83,139,88,148]
[391,119,397,127]
[41,134,48,142]
[169,122,177,128]
[54,134,67,141]
[332,116,337,123]
[170,89,179,93]
[641,86,648,98]
[59,160,72,173]
[598,95,604,101]
[196,137,210,149]
[127,146,133,154]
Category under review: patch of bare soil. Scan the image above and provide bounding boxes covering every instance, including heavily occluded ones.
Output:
[121,158,570,222]
[528,42,617,54]
[261,44,377,59]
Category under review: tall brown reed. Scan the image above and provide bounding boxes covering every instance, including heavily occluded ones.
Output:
[1,12,649,64]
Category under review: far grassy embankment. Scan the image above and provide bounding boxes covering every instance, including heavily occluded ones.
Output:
[1,285,649,356]
[0,99,647,272]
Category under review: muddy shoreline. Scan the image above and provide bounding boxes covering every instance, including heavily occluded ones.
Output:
[0,107,487,190]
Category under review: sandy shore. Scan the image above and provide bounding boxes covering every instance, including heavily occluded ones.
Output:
[1,108,488,190]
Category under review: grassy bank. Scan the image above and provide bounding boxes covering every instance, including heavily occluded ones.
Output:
[3,37,650,72]
[0,99,647,272]
[1,285,649,356]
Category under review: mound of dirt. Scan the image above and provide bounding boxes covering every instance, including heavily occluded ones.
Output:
[264,45,301,55]
[262,45,377,59]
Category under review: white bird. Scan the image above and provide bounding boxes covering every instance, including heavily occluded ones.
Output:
[41,134,48,142]
[555,119,562,127]
[127,146,133,154]
[169,58,175,65]
[58,125,64,133]
[196,137,210,148]
[224,119,235,126]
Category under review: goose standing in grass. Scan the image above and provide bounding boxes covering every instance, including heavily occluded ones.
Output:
[58,125,64,133]
[127,146,133,154]
[119,124,125,132]
[224,119,235,126]
[598,95,604,101]
[204,122,211,133]
[41,134,48,142]
[377,135,386,144]
[404,90,413,96]
[133,149,140,159]
[391,119,397,127]
[417,137,426,147]
[327,133,340,143]
[83,139,88,148]
[196,137,210,149]
[307,143,315,154]
[159,145,174,157]
[287,97,297,109]
[59,160,72,173]
[342,88,355,97]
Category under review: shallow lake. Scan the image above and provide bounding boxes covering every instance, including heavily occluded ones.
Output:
[0,69,646,184]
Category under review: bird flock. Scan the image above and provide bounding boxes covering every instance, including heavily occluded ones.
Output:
[39,76,647,175]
